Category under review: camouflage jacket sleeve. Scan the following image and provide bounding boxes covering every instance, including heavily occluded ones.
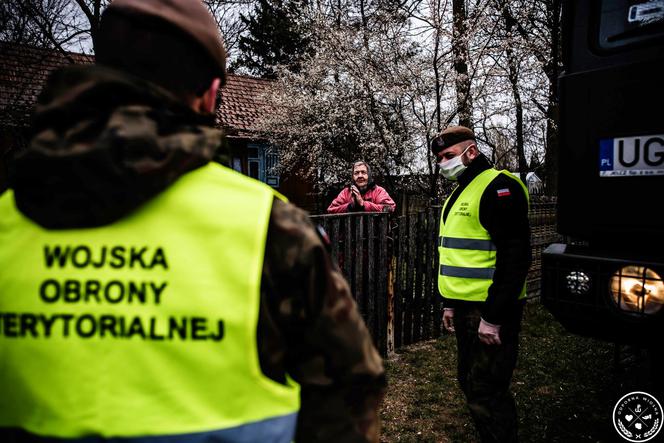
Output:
[258,198,386,443]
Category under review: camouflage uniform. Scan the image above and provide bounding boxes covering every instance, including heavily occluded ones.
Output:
[9,64,385,442]
[453,304,523,443]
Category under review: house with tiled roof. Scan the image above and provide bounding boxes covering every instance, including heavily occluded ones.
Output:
[217,74,280,186]
[0,42,95,191]
[0,42,94,130]
[0,42,314,208]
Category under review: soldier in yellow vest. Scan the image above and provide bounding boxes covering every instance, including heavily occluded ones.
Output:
[431,126,531,442]
[0,1,385,441]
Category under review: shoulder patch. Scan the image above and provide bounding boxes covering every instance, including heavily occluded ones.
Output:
[496,188,511,197]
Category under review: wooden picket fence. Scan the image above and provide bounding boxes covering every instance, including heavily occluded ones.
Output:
[310,213,391,358]
[310,200,559,356]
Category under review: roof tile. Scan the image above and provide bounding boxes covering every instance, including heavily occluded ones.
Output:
[0,41,272,134]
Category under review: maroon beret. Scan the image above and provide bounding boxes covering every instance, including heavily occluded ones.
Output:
[107,0,226,83]
[431,125,476,154]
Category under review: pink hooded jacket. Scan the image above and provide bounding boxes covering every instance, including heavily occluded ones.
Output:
[327,184,396,213]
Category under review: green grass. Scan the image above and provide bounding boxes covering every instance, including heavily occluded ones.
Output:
[380,301,624,442]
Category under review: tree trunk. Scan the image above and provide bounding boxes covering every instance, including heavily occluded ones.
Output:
[502,2,528,174]
[452,0,472,128]
[544,0,562,195]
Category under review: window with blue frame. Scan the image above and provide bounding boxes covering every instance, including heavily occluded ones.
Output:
[247,143,280,188]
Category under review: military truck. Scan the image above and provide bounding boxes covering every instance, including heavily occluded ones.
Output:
[541,0,664,357]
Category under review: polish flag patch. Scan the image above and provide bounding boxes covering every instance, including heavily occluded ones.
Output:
[497,188,511,197]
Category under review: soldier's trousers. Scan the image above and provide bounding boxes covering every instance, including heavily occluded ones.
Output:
[453,303,524,443]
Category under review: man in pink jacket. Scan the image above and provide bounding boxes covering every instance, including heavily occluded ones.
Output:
[327,161,396,213]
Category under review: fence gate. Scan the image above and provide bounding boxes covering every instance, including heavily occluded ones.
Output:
[310,213,391,356]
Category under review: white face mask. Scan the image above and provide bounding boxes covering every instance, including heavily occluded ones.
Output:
[438,145,472,180]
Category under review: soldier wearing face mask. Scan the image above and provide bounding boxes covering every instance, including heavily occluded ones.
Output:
[431,125,531,443]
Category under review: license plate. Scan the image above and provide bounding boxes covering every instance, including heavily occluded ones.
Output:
[599,134,664,177]
[628,1,664,23]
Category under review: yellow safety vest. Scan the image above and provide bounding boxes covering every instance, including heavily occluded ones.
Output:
[0,162,300,441]
[438,169,529,302]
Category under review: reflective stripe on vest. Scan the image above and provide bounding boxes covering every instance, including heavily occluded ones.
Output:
[0,162,299,440]
[438,236,496,251]
[437,169,529,302]
[440,264,496,280]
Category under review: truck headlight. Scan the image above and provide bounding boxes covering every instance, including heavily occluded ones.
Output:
[610,266,664,315]
[565,271,591,295]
